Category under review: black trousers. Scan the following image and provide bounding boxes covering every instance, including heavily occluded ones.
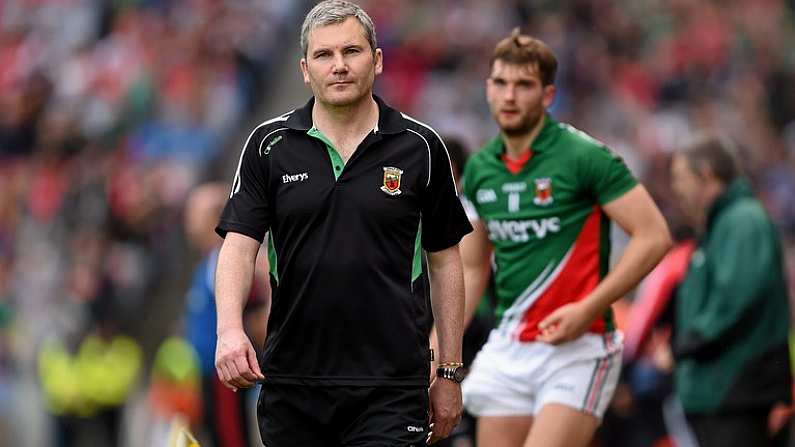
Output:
[687,409,790,447]
[257,384,429,447]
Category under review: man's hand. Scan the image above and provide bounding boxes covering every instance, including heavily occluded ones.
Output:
[537,301,598,345]
[215,327,264,391]
[426,378,462,444]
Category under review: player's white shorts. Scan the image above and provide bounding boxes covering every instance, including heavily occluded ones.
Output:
[462,330,623,419]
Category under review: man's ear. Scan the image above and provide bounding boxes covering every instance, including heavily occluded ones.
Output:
[697,160,716,182]
[542,84,557,109]
[300,58,310,85]
[374,48,383,76]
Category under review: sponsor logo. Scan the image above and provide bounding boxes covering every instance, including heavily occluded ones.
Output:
[407,425,425,433]
[487,217,561,242]
[282,172,309,184]
[263,135,283,155]
[381,166,404,196]
[533,177,553,206]
[476,189,497,203]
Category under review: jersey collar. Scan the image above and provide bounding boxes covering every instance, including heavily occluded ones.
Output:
[486,113,559,157]
[285,94,407,134]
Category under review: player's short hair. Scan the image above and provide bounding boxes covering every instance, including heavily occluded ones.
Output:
[680,133,743,183]
[301,0,377,57]
[490,28,558,86]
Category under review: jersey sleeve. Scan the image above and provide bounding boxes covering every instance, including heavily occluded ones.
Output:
[580,144,638,205]
[216,127,272,242]
[421,134,473,252]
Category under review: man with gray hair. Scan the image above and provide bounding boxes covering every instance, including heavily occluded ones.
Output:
[670,134,792,447]
[214,1,472,445]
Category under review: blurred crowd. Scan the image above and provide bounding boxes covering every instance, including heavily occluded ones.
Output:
[365,0,795,246]
[0,0,299,444]
[1,0,794,446]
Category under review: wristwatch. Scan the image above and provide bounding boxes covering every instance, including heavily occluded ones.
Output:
[436,364,466,383]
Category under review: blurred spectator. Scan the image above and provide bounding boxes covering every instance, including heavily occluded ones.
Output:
[38,321,142,446]
[146,336,202,447]
[183,182,268,447]
[670,134,792,447]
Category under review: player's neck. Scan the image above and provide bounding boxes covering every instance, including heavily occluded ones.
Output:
[312,94,379,140]
[502,114,546,159]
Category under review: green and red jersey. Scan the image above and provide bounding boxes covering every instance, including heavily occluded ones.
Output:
[462,115,637,342]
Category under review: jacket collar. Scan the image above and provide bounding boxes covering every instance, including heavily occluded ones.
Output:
[706,178,753,229]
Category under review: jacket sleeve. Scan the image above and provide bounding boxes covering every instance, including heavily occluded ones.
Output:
[674,206,778,359]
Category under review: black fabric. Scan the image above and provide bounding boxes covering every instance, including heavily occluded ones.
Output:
[721,342,793,411]
[687,409,789,447]
[257,384,429,447]
[217,96,472,386]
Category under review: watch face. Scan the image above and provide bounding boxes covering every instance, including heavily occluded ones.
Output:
[453,367,466,383]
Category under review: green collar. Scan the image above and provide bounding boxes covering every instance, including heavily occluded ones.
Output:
[484,114,559,157]
[307,127,346,180]
[706,178,754,228]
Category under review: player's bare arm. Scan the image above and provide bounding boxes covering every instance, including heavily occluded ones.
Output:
[461,220,494,328]
[215,232,265,390]
[429,219,491,374]
[538,184,672,344]
[426,244,465,444]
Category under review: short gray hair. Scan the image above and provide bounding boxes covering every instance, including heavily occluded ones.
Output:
[300,1,377,57]
[680,133,743,183]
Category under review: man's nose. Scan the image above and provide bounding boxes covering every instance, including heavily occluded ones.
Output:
[332,53,347,73]
[503,85,516,101]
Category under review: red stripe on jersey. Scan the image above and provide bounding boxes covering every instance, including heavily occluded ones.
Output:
[515,206,603,341]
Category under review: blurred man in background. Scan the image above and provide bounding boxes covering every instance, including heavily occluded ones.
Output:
[183,182,268,446]
[458,29,671,447]
[670,134,792,447]
[213,1,472,445]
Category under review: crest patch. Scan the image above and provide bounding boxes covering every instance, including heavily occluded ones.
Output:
[533,177,553,206]
[381,167,403,196]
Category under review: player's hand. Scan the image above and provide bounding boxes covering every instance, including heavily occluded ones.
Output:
[215,327,264,391]
[426,377,462,444]
[537,301,597,345]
